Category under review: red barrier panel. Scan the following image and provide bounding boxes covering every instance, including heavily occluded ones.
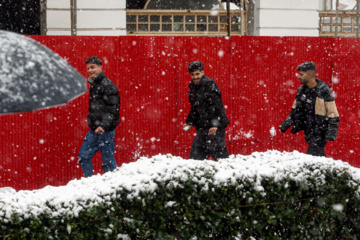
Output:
[230,37,334,154]
[331,38,360,166]
[0,36,358,190]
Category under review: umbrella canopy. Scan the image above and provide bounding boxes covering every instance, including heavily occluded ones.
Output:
[0,30,86,114]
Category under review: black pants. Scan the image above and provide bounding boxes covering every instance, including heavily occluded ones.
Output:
[306,135,327,157]
[189,127,229,161]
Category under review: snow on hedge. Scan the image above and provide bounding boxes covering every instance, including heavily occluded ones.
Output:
[0,150,359,223]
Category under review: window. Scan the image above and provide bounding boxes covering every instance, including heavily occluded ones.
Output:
[126,0,248,36]
[145,0,222,10]
[319,0,360,36]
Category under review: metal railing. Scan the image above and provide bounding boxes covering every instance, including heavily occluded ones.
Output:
[126,9,247,36]
[319,11,360,37]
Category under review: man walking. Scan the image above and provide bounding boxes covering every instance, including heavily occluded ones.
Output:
[78,56,120,177]
[183,61,230,160]
[280,61,340,156]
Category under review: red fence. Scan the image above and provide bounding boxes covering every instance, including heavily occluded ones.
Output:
[1,36,359,191]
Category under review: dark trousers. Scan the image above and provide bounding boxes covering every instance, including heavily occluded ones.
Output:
[189,127,229,161]
[306,136,327,157]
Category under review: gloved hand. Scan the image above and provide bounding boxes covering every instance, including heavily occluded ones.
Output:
[279,124,287,133]
[290,125,301,134]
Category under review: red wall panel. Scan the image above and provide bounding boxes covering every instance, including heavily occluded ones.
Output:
[330,38,360,166]
[0,36,358,191]
[118,36,178,161]
[230,37,334,155]
[0,36,120,189]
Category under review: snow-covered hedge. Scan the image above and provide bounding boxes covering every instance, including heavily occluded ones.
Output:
[1,150,360,239]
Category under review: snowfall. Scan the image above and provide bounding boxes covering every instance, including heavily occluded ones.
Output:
[1,150,360,237]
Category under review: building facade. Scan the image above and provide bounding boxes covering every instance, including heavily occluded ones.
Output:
[1,0,358,37]
[45,0,126,35]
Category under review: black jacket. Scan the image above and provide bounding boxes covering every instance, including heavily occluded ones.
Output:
[87,71,120,132]
[186,75,230,129]
[280,79,339,141]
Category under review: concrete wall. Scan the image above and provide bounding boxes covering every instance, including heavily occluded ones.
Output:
[253,0,320,36]
[46,0,126,36]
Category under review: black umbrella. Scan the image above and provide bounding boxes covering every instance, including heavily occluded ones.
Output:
[0,30,86,114]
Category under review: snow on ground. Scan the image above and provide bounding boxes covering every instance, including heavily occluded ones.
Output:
[0,150,359,222]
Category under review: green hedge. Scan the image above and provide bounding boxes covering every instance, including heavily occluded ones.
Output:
[1,151,360,239]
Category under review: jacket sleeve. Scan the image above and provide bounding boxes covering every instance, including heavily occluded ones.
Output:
[324,90,340,141]
[186,106,197,126]
[206,81,229,127]
[101,83,120,132]
[279,100,295,133]
[186,90,197,126]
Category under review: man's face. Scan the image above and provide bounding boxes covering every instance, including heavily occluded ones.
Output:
[190,70,204,85]
[297,70,311,85]
[86,63,102,79]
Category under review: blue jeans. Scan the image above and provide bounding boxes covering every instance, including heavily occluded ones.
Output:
[78,129,117,177]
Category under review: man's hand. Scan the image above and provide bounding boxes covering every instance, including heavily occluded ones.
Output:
[208,127,218,135]
[183,123,191,132]
[279,126,286,133]
[95,127,105,134]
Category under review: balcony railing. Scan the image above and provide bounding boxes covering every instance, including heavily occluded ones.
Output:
[126,10,247,36]
[319,11,360,37]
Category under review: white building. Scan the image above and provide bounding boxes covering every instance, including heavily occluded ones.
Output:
[46,0,127,35]
[251,0,358,37]
[44,0,359,37]
[252,0,319,36]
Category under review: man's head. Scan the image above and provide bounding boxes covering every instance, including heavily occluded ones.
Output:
[188,61,204,85]
[86,56,102,79]
[296,61,316,85]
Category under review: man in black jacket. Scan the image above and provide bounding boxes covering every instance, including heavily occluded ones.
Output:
[78,56,120,177]
[183,61,230,160]
[280,61,340,156]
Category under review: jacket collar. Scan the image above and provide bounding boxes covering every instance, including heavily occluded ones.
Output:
[88,71,106,84]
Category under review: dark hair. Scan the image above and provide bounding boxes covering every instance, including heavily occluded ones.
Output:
[297,61,316,72]
[85,56,102,66]
[188,61,203,73]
